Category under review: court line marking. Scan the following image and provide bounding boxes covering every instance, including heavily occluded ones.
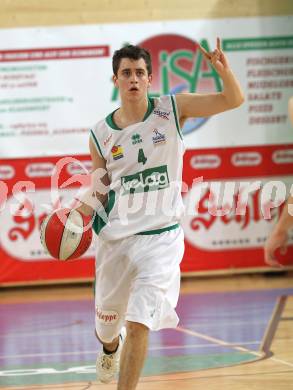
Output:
[0,319,270,339]
[2,296,293,388]
[260,295,293,368]
[269,356,293,368]
[0,385,94,390]
[3,297,290,366]
[2,299,293,388]
[0,341,261,360]
[176,295,293,369]
[175,326,264,358]
[3,368,293,390]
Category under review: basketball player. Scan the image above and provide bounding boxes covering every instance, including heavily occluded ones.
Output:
[264,97,293,267]
[76,39,244,389]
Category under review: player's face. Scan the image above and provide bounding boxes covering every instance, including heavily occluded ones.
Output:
[113,58,152,102]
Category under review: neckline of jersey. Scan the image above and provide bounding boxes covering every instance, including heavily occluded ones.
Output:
[105,98,154,130]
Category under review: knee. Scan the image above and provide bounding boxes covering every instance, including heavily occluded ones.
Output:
[126,321,149,339]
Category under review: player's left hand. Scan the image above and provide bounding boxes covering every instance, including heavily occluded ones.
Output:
[264,229,288,268]
[198,37,229,76]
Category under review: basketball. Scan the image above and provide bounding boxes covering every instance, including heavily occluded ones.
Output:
[40,208,92,261]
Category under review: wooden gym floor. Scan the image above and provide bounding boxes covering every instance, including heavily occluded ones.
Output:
[1,272,293,389]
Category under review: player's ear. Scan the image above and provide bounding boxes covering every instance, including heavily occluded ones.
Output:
[148,74,152,87]
[113,75,118,88]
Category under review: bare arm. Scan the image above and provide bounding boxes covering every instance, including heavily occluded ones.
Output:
[264,97,293,266]
[176,38,244,124]
[264,195,293,267]
[75,138,109,217]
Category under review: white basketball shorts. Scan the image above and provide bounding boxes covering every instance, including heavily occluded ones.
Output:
[94,226,185,343]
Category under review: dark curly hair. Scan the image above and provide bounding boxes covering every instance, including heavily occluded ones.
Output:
[112,45,152,76]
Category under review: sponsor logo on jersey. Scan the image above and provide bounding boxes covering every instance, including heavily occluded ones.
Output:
[153,108,170,120]
[121,165,169,194]
[152,129,166,145]
[103,133,113,147]
[131,133,143,145]
[111,145,124,160]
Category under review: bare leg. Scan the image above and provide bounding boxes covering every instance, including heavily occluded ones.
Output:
[95,331,119,353]
[118,321,149,390]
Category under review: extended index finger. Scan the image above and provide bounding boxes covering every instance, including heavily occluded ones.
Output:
[217,37,221,51]
[198,44,211,59]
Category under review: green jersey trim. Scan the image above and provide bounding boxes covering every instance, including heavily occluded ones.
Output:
[90,129,104,158]
[143,98,155,120]
[92,190,116,235]
[105,98,155,130]
[171,95,183,140]
[105,108,120,130]
[136,223,179,235]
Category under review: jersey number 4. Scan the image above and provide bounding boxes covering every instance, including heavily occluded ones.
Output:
[138,148,147,165]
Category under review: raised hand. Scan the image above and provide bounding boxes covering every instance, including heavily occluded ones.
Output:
[198,37,229,76]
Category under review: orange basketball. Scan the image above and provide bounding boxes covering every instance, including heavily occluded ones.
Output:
[40,208,92,261]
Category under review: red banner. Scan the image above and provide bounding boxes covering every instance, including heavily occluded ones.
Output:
[0,144,292,285]
[181,144,293,273]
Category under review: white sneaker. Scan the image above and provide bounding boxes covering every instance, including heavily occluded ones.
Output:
[96,327,126,383]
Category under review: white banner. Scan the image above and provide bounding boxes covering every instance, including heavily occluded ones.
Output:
[0,16,292,158]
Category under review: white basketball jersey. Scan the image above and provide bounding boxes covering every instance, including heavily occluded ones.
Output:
[90,95,185,241]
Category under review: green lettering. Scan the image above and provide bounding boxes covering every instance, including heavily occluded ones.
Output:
[169,50,194,88]
[160,51,170,95]
[191,39,222,92]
